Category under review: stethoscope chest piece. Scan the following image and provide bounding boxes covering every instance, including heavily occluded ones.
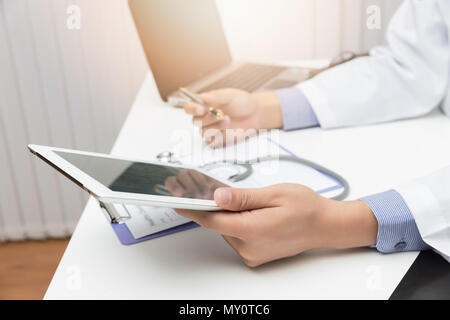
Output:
[156,151,181,164]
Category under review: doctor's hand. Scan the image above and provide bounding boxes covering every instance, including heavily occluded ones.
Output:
[176,184,378,267]
[183,89,283,147]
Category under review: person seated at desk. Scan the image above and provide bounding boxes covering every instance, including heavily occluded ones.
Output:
[177,0,450,267]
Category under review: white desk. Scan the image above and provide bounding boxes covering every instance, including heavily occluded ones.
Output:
[45,71,450,300]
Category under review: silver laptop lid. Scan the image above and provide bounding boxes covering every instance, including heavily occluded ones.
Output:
[129,0,232,100]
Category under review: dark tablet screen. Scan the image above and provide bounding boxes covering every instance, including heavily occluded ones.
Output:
[55,151,227,200]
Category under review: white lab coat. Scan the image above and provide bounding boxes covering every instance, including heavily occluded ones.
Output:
[298,0,450,262]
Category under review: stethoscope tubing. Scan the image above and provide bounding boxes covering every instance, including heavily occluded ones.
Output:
[157,152,350,201]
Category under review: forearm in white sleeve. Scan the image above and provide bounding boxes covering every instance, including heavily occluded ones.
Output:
[298,0,450,129]
[396,166,450,262]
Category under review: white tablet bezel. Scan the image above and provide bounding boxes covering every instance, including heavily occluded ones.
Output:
[28,144,230,211]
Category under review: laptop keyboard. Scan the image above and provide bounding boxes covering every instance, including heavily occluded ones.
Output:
[199,63,286,93]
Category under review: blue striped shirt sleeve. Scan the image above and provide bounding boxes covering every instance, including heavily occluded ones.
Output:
[275,87,319,131]
[361,189,430,253]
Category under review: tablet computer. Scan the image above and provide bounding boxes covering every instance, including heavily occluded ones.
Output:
[28,144,230,211]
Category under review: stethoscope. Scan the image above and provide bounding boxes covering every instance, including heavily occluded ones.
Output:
[156,151,350,200]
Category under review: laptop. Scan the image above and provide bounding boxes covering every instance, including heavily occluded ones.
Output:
[129,0,312,106]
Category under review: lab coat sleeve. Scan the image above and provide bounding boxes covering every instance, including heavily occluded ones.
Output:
[275,87,319,130]
[395,166,450,263]
[297,0,450,129]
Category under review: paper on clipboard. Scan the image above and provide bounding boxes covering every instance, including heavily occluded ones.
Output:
[177,134,340,191]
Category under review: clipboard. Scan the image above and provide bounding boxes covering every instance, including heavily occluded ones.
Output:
[101,138,345,245]
[108,213,198,245]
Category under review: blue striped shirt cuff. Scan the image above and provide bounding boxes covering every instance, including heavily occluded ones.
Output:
[275,87,319,131]
[361,190,430,253]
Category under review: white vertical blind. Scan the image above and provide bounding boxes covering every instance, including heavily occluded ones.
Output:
[0,0,147,240]
[0,0,403,241]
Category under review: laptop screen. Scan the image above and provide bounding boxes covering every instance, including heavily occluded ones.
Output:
[129,0,232,100]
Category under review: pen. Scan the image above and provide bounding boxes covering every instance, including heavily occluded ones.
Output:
[178,87,224,120]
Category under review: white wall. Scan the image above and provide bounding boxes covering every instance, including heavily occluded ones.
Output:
[217,0,403,61]
[0,0,403,241]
